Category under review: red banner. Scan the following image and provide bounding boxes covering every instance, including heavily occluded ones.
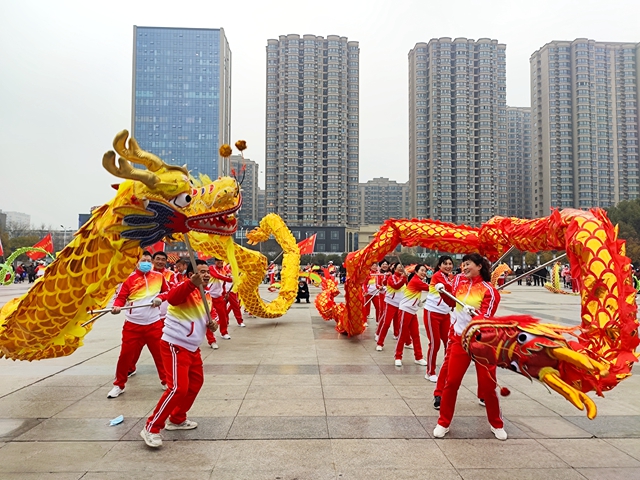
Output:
[147,241,165,255]
[0,237,4,257]
[26,233,54,260]
[297,234,317,255]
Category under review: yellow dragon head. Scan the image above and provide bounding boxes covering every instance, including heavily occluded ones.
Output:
[103,130,242,246]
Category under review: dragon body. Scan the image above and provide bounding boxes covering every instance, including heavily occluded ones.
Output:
[0,131,298,361]
[320,209,639,418]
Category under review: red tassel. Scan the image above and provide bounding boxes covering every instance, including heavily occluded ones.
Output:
[500,387,511,397]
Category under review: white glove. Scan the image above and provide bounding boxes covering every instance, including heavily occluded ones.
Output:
[434,283,445,292]
[462,305,477,317]
[152,297,162,307]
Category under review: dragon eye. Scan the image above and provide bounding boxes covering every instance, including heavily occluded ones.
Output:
[517,332,535,345]
[510,361,522,373]
[171,193,192,208]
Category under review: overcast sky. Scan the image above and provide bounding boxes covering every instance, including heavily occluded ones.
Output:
[1,0,639,229]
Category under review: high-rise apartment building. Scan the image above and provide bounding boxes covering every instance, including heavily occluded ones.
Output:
[531,39,640,216]
[265,34,360,227]
[257,188,266,222]
[132,26,232,179]
[229,155,259,226]
[409,38,507,225]
[359,177,409,225]
[507,107,532,218]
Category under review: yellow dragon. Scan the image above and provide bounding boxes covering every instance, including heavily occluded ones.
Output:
[0,131,299,361]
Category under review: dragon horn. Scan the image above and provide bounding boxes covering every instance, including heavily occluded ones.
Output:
[112,130,165,172]
[102,151,160,189]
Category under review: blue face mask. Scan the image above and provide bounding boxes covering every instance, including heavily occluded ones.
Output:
[138,261,152,273]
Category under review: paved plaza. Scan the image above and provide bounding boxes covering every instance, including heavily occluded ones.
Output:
[0,282,638,479]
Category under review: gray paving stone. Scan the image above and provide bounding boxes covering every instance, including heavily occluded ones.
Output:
[566,415,640,438]
[417,416,530,439]
[0,418,41,441]
[256,364,319,375]
[122,416,233,441]
[537,438,640,468]
[228,416,329,439]
[327,416,429,438]
[458,469,586,480]
[14,417,140,441]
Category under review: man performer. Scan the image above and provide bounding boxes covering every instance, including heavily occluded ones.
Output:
[224,263,245,327]
[205,258,234,344]
[141,259,218,448]
[107,251,169,398]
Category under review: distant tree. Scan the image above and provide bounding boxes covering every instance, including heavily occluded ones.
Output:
[524,252,538,266]
[326,254,342,265]
[607,199,640,264]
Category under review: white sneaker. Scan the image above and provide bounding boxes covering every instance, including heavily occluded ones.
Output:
[140,428,162,448]
[392,335,398,340]
[394,359,402,367]
[433,424,449,438]
[127,369,137,378]
[238,323,246,327]
[210,342,219,349]
[221,334,231,340]
[363,322,368,327]
[375,345,383,351]
[107,385,124,398]
[491,426,508,441]
[478,398,486,407]
[405,344,414,349]
[165,419,198,431]
[414,358,428,366]
[426,374,438,383]
[161,383,168,391]
[374,334,379,342]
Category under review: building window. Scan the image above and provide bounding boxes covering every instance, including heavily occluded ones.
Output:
[331,243,340,252]
[330,230,339,240]
[317,231,325,240]
[316,243,326,252]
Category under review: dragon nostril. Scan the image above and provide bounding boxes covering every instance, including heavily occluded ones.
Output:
[475,333,482,341]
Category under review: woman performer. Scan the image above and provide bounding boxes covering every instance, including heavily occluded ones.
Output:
[394,264,429,367]
[374,262,406,351]
[433,253,506,441]
[373,259,391,324]
[423,255,454,382]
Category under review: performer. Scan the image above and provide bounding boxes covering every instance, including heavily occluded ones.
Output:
[174,257,190,284]
[394,264,429,367]
[141,259,218,448]
[223,263,245,327]
[296,279,310,303]
[126,250,177,377]
[107,251,169,398]
[267,262,277,284]
[433,253,506,440]
[373,260,391,324]
[205,258,233,344]
[362,263,380,324]
[375,262,406,351]
[423,255,454,382]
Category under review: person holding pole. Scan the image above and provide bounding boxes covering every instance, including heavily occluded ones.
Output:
[423,255,455,382]
[107,251,170,399]
[432,253,506,440]
[394,264,430,367]
[141,259,218,448]
[375,262,406,351]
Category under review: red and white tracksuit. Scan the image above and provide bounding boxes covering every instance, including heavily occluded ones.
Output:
[205,265,233,342]
[423,270,454,377]
[363,272,387,323]
[223,266,243,324]
[394,275,430,361]
[268,264,277,284]
[436,275,503,429]
[112,269,169,389]
[145,279,217,434]
[376,272,406,346]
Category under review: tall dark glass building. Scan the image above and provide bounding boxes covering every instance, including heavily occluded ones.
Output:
[132,26,232,179]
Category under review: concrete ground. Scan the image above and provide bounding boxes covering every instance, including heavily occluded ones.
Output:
[0,282,638,479]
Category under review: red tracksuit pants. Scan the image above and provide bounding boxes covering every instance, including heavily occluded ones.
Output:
[210,296,230,336]
[437,334,503,429]
[113,319,166,389]
[145,341,204,434]
[363,294,384,323]
[394,310,424,360]
[376,303,405,346]
[424,310,451,377]
[227,292,243,323]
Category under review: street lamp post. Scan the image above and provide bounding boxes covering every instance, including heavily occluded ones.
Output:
[60,225,72,249]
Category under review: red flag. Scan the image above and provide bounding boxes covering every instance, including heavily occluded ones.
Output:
[26,233,54,260]
[297,234,316,255]
[0,237,4,257]
[147,241,165,255]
